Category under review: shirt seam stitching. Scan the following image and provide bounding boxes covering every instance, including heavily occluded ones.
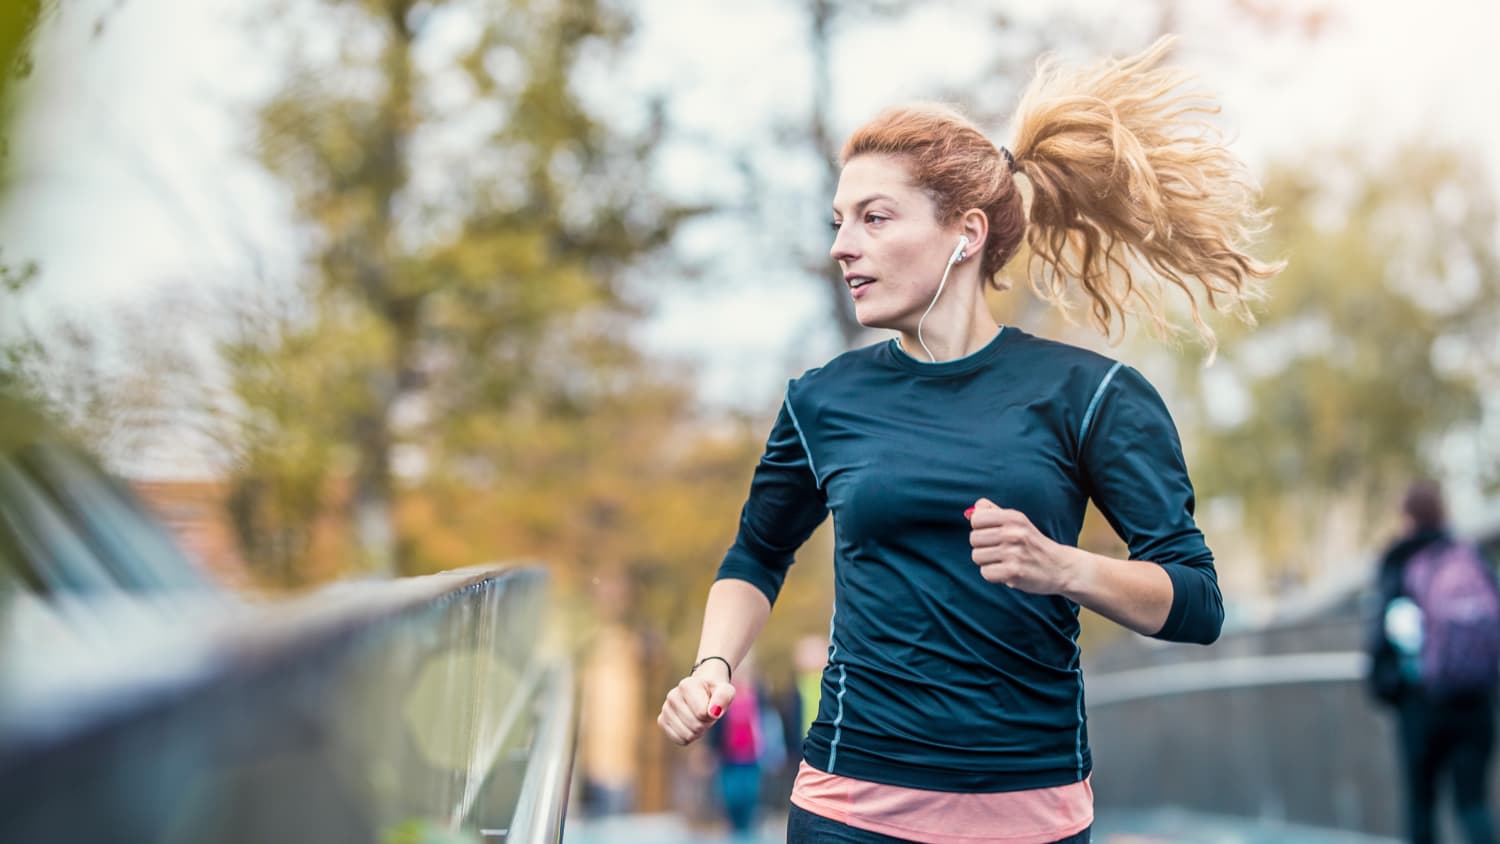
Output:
[783,387,823,488]
[1072,628,1086,779]
[828,605,848,773]
[1078,361,1124,447]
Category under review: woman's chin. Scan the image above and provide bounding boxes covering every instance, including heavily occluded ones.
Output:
[853,302,900,331]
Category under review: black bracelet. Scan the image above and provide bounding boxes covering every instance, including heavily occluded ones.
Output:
[691,655,732,681]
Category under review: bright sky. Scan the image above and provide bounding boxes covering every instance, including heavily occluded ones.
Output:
[4,0,1499,416]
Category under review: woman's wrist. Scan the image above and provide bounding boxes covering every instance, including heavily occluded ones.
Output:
[1057,544,1100,604]
[691,655,732,683]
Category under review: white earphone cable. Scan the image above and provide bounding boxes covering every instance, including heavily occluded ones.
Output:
[917,240,966,363]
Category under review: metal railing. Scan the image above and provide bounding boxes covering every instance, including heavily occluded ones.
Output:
[0,565,576,844]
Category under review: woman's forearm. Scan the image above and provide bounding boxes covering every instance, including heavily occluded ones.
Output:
[690,578,774,682]
[1059,547,1175,637]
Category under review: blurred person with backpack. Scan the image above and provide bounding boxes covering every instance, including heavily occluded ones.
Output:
[1367,479,1499,844]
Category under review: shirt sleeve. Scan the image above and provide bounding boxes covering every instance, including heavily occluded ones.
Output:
[715,398,829,606]
[1079,364,1223,645]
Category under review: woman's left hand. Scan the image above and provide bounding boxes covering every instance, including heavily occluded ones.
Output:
[965,498,1082,596]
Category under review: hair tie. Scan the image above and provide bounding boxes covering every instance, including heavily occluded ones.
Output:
[1000,146,1017,172]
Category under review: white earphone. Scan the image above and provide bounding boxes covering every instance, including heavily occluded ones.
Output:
[917,235,972,362]
[949,235,969,265]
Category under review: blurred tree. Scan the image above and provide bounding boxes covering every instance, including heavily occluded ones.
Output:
[235,0,700,580]
[0,0,43,309]
[0,0,43,167]
[2,1,50,407]
[2,2,199,451]
[1178,145,1500,584]
[220,289,357,586]
[0,258,41,399]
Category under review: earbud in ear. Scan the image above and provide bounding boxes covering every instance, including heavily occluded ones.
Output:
[949,235,969,266]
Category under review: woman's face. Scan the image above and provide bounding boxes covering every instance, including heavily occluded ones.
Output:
[830,154,963,332]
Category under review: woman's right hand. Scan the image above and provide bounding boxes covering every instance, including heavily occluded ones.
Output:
[658,667,736,746]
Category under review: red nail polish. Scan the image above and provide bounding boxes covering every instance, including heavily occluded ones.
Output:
[964,507,975,519]
[710,705,723,718]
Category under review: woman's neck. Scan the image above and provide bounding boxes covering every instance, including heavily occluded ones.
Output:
[896,286,999,362]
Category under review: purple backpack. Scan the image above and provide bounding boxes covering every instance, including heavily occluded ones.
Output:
[1404,541,1500,696]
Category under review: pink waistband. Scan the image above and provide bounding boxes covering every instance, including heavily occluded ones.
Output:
[790,760,1093,844]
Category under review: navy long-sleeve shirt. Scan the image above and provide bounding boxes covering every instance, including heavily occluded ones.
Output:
[716,326,1222,792]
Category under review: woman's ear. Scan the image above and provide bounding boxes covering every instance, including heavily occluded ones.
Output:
[960,208,988,259]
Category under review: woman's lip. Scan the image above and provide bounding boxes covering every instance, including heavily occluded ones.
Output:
[851,281,875,299]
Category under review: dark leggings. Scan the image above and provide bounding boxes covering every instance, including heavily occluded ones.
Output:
[787,803,1090,843]
[1398,692,1497,844]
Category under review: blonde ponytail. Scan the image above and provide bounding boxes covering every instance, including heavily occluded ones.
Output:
[1010,36,1283,358]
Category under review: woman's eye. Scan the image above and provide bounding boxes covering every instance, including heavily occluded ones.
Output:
[830,219,842,232]
[864,213,887,225]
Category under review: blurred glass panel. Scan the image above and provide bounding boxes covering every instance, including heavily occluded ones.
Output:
[0,391,574,843]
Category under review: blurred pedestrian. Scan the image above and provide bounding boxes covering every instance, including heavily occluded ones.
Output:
[658,35,1279,844]
[708,655,778,839]
[1367,479,1499,844]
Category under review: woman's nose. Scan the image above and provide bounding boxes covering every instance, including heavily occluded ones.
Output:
[830,226,858,263]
